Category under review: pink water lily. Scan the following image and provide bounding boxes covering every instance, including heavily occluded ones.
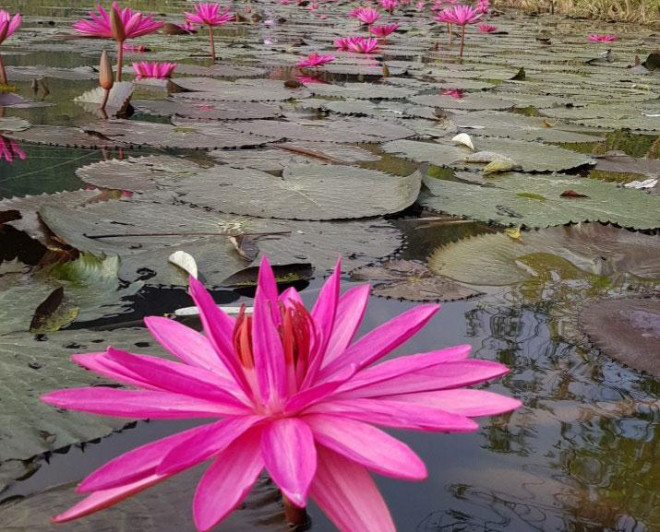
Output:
[436,5,482,57]
[0,136,26,163]
[74,3,163,81]
[0,10,21,84]
[381,0,398,13]
[443,88,465,99]
[122,43,147,53]
[370,23,399,39]
[353,7,381,26]
[478,23,497,33]
[477,0,490,13]
[417,1,426,10]
[42,257,520,532]
[298,52,335,68]
[336,35,380,54]
[185,3,234,62]
[588,34,618,42]
[132,61,177,79]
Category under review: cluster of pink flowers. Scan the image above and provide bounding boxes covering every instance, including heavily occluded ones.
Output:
[0,10,21,45]
[132,61,177,79]
[370,23,399,38]
[588,34,618,42]
[335,35,380,53]
[73,3,163,39]
[0,136,26,162]
[43,257,520,531]
[297,52,335,68]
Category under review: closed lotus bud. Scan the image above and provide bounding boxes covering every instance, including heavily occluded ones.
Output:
[110,6,126,42]
[99,50,114,90]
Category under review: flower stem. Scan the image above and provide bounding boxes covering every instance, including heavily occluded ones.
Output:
[0,54,7,85]
[100,87,110,111]
[116,40,124,82]
[283,496,310,529]
[447,23,452,45]
[208,24,216,63]
[459,26,465,58]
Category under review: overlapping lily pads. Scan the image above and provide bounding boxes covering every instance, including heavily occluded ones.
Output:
[133,99,281,120]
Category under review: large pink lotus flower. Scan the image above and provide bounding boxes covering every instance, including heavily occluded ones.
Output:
[297,52,335,68]
[478,23,497,33]
[74,3,163,81]
[370,23,399,39]
[185,3,233,62]
[0,10,21,44]
[132,61,177,79]
[42,257,520,532]
[436,5,482,57]
[588,34,618,42]
[0,136,26,163]
[381,0,398,13]
[353,7,381,25]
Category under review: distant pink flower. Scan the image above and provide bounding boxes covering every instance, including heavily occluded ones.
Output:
[0,10,21,45]
[381,0,398,13]
[184,3,233,62]
[73,3,163,39]
[370,23,399,38]
[588,34,618,42]
[185,2,233,26]
[477,0,490,13]
[42,257,520,532]
[431,0,456,11]
[478,23,497,33]
[0,136,26,163]
[122,43,147,53]
[297,52,335,68]
[436,5,482,56]
[177,21,197,32]
[442,89,464,99]
[416,1,426,10]
[336,36,380,54]
[353,7,381,25]
[132,61,177,79]
[308,2,320,10]
[280,0,291,4]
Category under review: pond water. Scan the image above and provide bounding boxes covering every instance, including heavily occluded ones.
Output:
[0,1,658,531]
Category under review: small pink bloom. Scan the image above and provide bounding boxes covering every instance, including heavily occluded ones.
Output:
[588,34,618,42]
[348,36,380,53]
[73,3,163,40]
[185,2,233,26]
[132,61,177,79]
[0,136,26,163]
[177,21,197,32]
[416,1,426,10]
[443,89,465,99]
[0,10,21,45]
[297,52,335,68]
[380,0,398,13]
[42,257,520,532]
[280,0,291,4]
[477,0,490,13]
[122,43,148,53]
[431,0,456,11]
[370,23,399,38]
[353,7,381,25]
[478,23,497,33]
[308,2,320,10]
[435,5,482,25]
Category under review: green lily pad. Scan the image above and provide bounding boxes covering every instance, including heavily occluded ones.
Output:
[305,82,416,100]
[6,126,120,149]
[0,117,31,133]
[174,78,311,102]
[133,99,281,121]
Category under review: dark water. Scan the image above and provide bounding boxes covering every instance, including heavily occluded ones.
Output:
[0,1,658,531]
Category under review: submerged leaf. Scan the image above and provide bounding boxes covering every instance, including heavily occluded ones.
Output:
[28,287,79,334]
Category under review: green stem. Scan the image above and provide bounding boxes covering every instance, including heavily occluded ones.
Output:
[116,40,124,82]
[459,25,465,58]
[447,23,453,45]
[208,24,216,62]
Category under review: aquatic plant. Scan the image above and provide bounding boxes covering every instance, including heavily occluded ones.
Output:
[370,23,399,39]
[478,23,498,32]
[443,88,465,98]
[74,3,163,81]
[0,136,26,163]
[0,10,21,85]
[381,0,399,14]
[436,5,483,57]
[477,0,490,13]
[297,53,336,68]
[335,36,381,53]
[42,257,519,531]
[353,7,381,26]
[588,33,618,42]
[132,61,178,79]
[185,3,234,62]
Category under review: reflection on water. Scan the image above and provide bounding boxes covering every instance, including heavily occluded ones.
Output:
[0,135,26,163]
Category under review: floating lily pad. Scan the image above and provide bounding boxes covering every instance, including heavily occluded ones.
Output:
[209,143,380,171]
[174,78,311,102]
[6,126,120,149]
[0,117,31,133]
[81,120,277,150]
[383,138,594,173]
[350,259,482,301]
[305,82,416,100]
[428,224,660,286]
[5,65,97,81]
[420,173,660,229]
[76,156,204,193]
[222,117,415,143]
[168,163,422,220]
[133,99,281,120]
[39,200,403,286]
[410,94,515,111]
[0,327,163,462]
[174,63,267,78]
[579,296,660,377]
[74,82,135,117]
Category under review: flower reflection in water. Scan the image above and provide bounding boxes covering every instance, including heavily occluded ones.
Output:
[0,136,26,163]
